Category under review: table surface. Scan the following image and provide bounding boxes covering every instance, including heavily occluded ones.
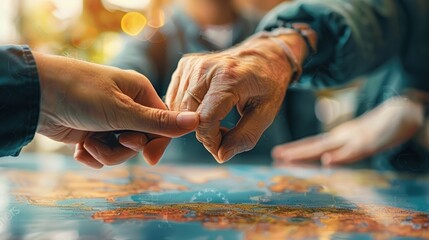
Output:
[0,153,428,240]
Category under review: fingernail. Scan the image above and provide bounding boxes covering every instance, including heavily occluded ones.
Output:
[176,112,198,130]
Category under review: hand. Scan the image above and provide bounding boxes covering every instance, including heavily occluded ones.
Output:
[165,34,305,163]
[34,52,198,168]
[272,97,424,166]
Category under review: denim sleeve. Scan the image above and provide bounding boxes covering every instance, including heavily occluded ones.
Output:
[0,45,40,157]
[399,0,429,92]
[257,0,408,88]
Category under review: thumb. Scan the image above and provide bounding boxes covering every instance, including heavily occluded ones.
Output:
[123,104,199,137]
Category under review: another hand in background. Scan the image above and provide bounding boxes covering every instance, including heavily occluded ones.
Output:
[272,97,424,166]
[165,36,299,163]
[34,52,198,168]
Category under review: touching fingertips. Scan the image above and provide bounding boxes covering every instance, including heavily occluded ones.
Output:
[176,112,199,130]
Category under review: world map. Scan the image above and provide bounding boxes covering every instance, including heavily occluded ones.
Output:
[0,154,428,239]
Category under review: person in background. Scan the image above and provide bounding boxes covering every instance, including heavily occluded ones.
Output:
[0,45,198,168]
[111,0,299,164]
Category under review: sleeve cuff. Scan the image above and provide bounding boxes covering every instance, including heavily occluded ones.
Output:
[0,45,40,156]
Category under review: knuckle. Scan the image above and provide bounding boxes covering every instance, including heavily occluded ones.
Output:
[199,111,217,124]
[196,123,211,137]
[240,131,259,152]
[177,58,187,68]
[196,133,217,150]
[213,65,236,81]
[178,56,193,68]
[153,109,171,129]
[171,69,180,80]
[191,68,204,83]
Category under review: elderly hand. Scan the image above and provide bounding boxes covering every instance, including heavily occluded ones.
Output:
[166,34,306,163]
[34,52,198,168]
[272,97,424,166]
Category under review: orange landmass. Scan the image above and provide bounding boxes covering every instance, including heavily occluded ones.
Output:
[92,203,429,239]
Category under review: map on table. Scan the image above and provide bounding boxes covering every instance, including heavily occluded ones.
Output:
[0,154,428,239]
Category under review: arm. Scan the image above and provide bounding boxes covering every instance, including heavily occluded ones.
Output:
[258,0,408,87]
[0,45,199,168]
[0,45,40,157]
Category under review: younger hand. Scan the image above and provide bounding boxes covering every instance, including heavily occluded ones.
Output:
[34,52,198,168]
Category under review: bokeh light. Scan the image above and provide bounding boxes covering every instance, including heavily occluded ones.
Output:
[121,12,147,36]
[102,0,150,11]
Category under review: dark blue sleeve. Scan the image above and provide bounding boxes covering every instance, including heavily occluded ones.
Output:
[257,0,408,88]
[399,1,429,92]
[0,45,40,157]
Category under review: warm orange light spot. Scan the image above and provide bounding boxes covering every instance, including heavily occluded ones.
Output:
[121,12,147,36]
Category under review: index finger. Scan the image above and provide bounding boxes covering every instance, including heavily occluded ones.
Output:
[271,134,342,163]
[196,89,238,163]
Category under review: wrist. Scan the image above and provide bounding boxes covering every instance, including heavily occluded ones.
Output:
[244,30,308,83]
[276,33,309,66]
[33,52,71,132]
[232,37,295,83]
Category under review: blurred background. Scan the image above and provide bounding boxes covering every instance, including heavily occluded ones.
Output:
[0,0,360,156]
[1,0,172,63]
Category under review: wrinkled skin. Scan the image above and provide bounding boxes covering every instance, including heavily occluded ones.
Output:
[165,37,295,163]
[34,52,198,168]
[272,97,424,166]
